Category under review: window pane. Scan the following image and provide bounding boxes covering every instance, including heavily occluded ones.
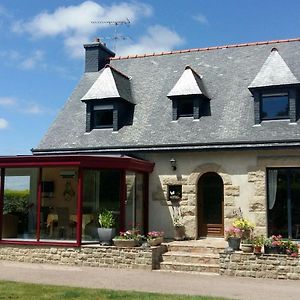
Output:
[178,99,193,117]
[125,172,145,233]
[2,168,38,240]
[94,110,113,127]
[261,95,289,120]
[40,167,78,242]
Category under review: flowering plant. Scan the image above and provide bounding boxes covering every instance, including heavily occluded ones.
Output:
[114,229,143,241]
[232,218,254,231]
[225,226,242,240]
[252,235,265,247]
[264,235,283,247]
[147,231,164,240]
[284,240,299,257]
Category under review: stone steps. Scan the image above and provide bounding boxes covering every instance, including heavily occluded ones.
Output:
[161,240,224,274]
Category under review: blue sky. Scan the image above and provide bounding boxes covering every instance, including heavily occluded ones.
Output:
[1,0,300,155]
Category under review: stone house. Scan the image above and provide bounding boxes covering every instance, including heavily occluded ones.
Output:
[1,37,300,246]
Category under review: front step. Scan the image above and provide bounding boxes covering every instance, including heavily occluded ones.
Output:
[162,251,219,265]
[160,261,219,273]
[166,244,224,255]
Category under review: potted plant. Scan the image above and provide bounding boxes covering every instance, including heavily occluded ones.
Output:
[173,216,185,241]
[232,218,254,241]
[264,235,284,254]
[225,226,242,250]
[97,210,116,245]
[147,231,164,246]
[284,240,299,257]
[112,229,142,247]
[253,234,264,254]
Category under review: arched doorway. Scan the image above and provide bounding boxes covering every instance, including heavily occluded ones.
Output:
[197,172,224,237]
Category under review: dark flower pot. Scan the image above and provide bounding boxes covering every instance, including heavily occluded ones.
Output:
[97,228,116,246]
[264,245,281,254]
[227,237,241,251]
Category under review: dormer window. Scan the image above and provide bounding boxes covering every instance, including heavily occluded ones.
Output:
[261,92,289,120]
[249,48,300,124]
[81,65,134,131]
[178,98,193,117]
[167,66,210,121]
[93,105,114,128]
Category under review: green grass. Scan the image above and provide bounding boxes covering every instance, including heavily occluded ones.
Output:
[0,281,230,300]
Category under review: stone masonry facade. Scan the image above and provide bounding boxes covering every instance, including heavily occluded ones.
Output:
[156,163,240,238]
[220,252,300,280]
[0,244,167,270]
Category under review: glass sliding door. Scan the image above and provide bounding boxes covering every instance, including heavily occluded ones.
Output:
[267,168,300,239]
[82,170,120,242]
[2,168,38,240]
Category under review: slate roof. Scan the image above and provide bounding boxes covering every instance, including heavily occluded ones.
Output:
[81,65,133,103]
[34,38,300,154]
[167,66,209,98]
[249,48,300,89]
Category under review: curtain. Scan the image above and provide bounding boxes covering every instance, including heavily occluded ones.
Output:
[268,169,278,210]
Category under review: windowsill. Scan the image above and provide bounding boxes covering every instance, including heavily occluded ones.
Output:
[261,119,290,123]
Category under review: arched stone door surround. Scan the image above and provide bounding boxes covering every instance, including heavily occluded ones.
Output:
[188,163,240,238]
[198,172,224,237]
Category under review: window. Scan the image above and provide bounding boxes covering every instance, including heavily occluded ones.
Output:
[178,98,194,117]
[261,93,289,120]
[93,106,113,128]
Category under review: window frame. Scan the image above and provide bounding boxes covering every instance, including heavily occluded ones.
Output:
[92,105,114,129]
[260,92,290,121]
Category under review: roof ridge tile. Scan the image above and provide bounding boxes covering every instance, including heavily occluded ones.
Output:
[110,37,300,61]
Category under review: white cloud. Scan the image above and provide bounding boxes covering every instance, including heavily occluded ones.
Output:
[0,118,8,129]
[0,97,17,107]
[117,25,184,56]
[0,96,46,115]
[193,13,208,25]
[20,50,44,70]
[23,103,44,114]
[13,1,153,58]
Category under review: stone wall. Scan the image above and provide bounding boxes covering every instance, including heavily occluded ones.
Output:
[154,163,240,238]
[220,252,300,280]
[0,244,167,270]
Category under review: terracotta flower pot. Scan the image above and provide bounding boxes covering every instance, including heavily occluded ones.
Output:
[254,246,262,254]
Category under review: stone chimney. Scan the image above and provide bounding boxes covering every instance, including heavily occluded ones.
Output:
[83,38,115,72]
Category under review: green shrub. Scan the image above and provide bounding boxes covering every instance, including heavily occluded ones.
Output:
[3,189,30,215]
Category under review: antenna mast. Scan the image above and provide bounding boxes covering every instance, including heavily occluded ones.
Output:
[91,18,130,52]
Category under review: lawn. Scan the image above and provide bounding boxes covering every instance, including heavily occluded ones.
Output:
[0,281,231,300]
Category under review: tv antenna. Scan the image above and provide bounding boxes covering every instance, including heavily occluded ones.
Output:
[91,18,130,52]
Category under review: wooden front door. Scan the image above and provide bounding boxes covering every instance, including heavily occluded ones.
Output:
[198,172,224,237]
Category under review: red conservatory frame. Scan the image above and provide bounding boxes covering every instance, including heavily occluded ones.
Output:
[0,155,154,247]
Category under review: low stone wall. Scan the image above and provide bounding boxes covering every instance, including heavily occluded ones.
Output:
[0,244,167,270]
[220,252,300,280]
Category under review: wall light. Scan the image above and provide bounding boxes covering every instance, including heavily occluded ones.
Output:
[170,158,177,171]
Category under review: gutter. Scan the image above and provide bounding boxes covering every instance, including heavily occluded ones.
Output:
[31,140,300,155]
